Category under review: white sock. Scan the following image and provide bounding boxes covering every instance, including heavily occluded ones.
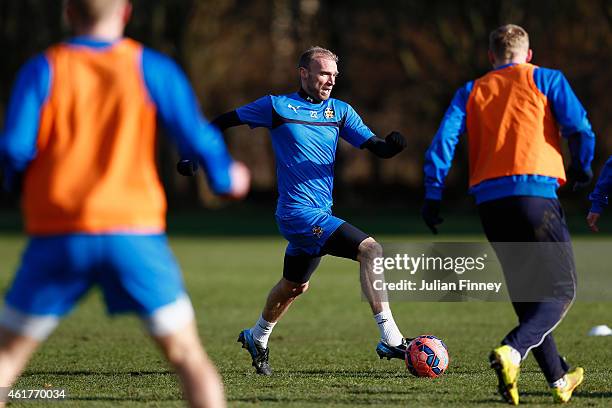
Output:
[250,315,276,349]
[550,376,567,389]
[374,310,404,347]
[507,345,522,366]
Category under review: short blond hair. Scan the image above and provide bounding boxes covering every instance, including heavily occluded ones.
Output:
[67,0,127,24]
[489,24,529,60]
[298,46,339,69]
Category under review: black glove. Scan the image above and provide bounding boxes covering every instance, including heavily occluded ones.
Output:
[177,159,199,177]
[421,199,443,234]
[385,131,407,154]
[567,164,593,191]
[0,168,23,199]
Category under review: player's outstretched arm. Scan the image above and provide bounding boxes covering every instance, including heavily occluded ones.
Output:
[178,95,273,183]
[362,131,407,159]
[211,111,244,132]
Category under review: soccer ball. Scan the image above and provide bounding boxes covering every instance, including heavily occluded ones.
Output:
[405,335,449,378]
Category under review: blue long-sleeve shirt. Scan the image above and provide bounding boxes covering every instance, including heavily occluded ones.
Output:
[424,63,596,204]
[589,156,612,213]
[0,36,233,194]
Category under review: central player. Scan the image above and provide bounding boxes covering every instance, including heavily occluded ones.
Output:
[179,46,409,375]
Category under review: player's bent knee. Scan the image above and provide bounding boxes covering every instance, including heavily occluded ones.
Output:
[357,238,383,262]
[292,281,309,296]
[280,278,309,296]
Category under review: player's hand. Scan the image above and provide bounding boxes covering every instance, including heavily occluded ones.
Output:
[385,131,407,153]
[567,165,593,191]
[421,199,443,234]
[223,161,250,200]
[586,211,600,232]
[177,159,198,176]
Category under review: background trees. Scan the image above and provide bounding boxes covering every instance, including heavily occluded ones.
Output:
[1,0,610,209]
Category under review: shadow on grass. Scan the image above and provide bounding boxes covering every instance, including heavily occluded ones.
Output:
[575,391,612,399]
[522,390,612,399]
[473,397,507,405]
[63,395,181,402]
[229,395,413,405]
[225,368,410,379]
[22,370,174,377]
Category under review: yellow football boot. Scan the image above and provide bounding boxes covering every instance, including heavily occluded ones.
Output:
[552,367,584,403]
[489,345,520,405]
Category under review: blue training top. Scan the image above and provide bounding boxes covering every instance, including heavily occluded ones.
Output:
[236,92,374,216]
[0,36,233,194]
[589,156,612,214]
[424,63,595,204]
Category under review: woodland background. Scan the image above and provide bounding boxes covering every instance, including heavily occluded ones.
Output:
[1,0,610,211]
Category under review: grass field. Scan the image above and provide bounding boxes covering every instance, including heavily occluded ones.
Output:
[0,232,610,407]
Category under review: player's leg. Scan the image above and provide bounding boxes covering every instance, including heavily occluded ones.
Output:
[253,256,318,345]
[478,200,521,404]
[531,334,570,384]
[506,299,583,402]
[0,327,41,398]
[321,222,408,359]
[0,236,94,402]
[503,301,572,369]
[101,234,225,407]
[506,198,578,399]
[262,255,320,323]
[479,196,580,404]
[238,253,320,375]
[535,337,583,402]
[356,238,386,314]
[531,333,584,402]
[497,300,579,404]
[151,318,225,408]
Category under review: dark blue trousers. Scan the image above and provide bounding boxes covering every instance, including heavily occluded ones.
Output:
[478,196,576,383]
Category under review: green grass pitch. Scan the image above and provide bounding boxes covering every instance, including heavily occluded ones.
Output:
[0,234,610,407]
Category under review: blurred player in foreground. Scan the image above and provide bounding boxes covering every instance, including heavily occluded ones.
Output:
[587,156,612,232]
[0,1,249,407]
[423,24,594,404]
[178,46,409,375]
